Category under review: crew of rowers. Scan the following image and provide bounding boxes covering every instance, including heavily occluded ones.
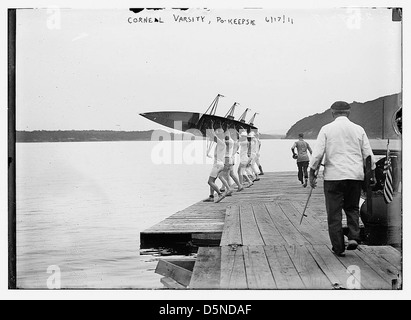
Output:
[204,120,264,203]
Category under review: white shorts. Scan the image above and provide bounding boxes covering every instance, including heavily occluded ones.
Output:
[224,157,234,166]
[240,155,249,166]
[210,162,224,178]
[248,155,257,166]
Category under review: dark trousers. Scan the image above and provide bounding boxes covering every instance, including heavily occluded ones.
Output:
[323,180,362,253]
[297,161,309,183]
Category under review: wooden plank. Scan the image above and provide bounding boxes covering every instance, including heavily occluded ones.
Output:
[354,247,400,286]
[290,201,329,232]
[145,222,224,229]
[146,219,225,226]
[189,247,221,289]
[155,259,193,287]
[192,233,222,246]
[160,259,195,272]
[278,201,329,245]
[359,246,402,269]
[284,244,333,289]
[160,277,186,289]
[264,245,305,289]
[384,245,402,257]
[144,223,224,232]
[166,211,224,217]
[239,204,265,246]
[220,205,242,246]
[252,203,285,245]
[324,246,392,290]
[306,245,365,289]
[243,246,277,289]
[140,171,344,251]
[264,203,309,246]
[220,246,248,289]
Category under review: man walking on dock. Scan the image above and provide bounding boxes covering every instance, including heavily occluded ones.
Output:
[248,132,261,181]
[291,133,312,187]
[204,125,229,203]
[238,131,254,187]
[309,101,375,257]
[255,132,264,175]
[221,128,244,195]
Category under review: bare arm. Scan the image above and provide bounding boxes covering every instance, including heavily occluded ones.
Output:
[291,142,297,155]
[207,120,224,144]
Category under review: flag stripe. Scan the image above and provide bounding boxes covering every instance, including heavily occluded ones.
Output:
[383,148,393,204]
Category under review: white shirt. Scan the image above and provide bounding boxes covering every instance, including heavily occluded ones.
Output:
[224,137,234,158]
[232,140,239,163]
[255,138,261,155]
[250,138,258,157]
[239,139,249,162]
[309,116,376,181]
[214,136,226,164]
[232,140,239,157]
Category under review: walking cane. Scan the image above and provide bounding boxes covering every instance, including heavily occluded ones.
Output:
[300,187,313,224]
[300,163,322,225]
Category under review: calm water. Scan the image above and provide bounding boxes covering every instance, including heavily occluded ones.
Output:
[17,138,390,289]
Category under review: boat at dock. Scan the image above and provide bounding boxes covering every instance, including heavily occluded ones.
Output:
[360,139,402,248]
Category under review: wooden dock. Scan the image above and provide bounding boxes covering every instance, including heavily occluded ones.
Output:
[140,172,331,250]
[188,202,401,289]
[141,172,402,290]
[188,244,401,290]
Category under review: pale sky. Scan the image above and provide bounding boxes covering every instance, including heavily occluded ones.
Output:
[16,7,402,134]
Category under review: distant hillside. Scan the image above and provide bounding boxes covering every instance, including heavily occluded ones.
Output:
[286,93,402,139]
[16,129,284,142]
[15,130,192,142]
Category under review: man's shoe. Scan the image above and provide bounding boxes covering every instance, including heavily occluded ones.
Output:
[303,180,308,188]
[332,248,346,257]
[346,240,358,251]
[203,197,214,202]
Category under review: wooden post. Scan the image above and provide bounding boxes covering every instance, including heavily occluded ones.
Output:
[8,8,17,290]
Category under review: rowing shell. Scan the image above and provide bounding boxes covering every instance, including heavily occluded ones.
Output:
[140,111,258,136]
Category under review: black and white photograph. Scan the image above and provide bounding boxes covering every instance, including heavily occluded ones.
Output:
[4,1,409,301]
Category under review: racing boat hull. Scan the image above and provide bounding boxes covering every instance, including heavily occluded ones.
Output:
[140,111,258,136]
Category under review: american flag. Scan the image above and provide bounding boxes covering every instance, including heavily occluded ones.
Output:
[383,145,394,204]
